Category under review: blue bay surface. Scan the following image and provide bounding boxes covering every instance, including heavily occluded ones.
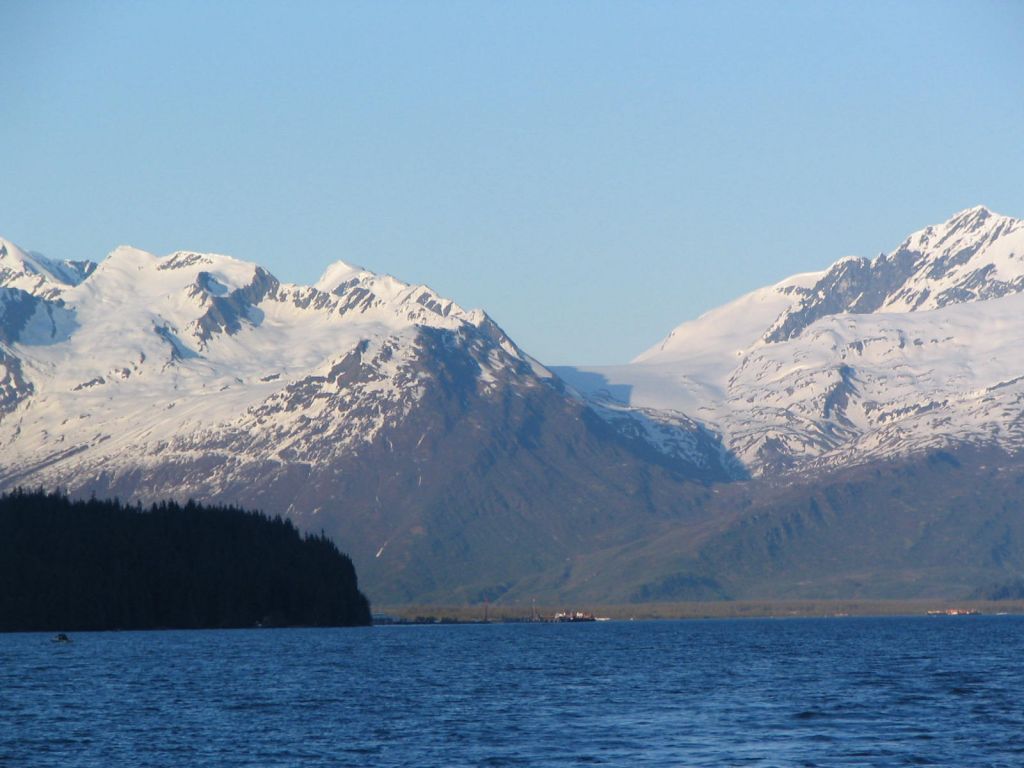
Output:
[2,617,1023,767]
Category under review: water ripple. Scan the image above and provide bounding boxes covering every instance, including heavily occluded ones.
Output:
[2,617,1022,766]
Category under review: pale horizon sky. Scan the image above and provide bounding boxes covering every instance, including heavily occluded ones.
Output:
[2,0,1022,365]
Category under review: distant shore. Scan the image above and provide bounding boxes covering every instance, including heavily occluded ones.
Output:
[374,599,1024,624]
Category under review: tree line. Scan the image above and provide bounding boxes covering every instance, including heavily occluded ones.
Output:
[0,490,371,631]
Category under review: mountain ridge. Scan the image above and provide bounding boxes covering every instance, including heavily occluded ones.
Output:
[0,233,734,602]
[558,205,1024,476]
[4,205,1024,604]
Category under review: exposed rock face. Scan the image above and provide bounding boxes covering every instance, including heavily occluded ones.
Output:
[0,348,32,415]
[765,206,1024,342]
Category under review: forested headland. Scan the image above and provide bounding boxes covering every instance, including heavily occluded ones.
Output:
[0,490,371,631]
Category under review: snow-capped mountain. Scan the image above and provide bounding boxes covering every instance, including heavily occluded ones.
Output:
[558,206,1024,475]
[6,205,1024,604]
[0,235,733,602]
[0,240,482,475]
[0,239,95,300]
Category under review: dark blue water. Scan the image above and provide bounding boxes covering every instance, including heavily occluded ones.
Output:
[3,617,1023,766]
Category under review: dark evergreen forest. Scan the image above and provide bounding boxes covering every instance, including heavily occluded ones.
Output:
[0,490,371,631]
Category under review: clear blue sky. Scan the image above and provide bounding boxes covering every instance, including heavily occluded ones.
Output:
[2,1,1022,365]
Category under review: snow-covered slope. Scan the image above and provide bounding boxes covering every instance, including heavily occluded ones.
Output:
[0,241,524,485]
[557,206,1024,475]
[559,270,824,421]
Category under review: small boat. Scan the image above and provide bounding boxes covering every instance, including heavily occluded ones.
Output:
[552,610,596,622]
[52,633,72,643]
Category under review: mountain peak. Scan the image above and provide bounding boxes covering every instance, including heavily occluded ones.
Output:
[763,206,1024,342]
[87,246,266,306]
[0,237,95,298]
[953,203,991,217]
[104,244,154,266]
[904,205,1011,250]
[315,260,369,293]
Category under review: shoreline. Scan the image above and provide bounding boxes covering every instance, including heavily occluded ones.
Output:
[374,599,1024,624]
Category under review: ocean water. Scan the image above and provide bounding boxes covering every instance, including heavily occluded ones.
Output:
[2,616,1022,767]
